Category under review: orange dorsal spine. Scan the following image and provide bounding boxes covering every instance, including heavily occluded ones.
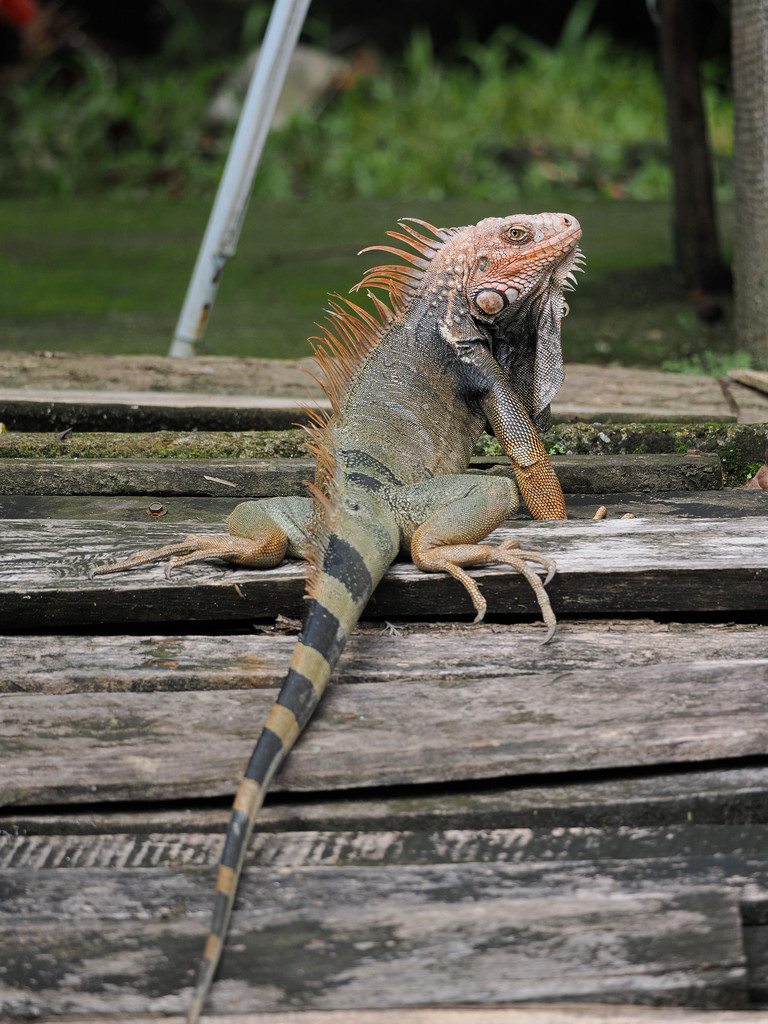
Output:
[298,218,462,589]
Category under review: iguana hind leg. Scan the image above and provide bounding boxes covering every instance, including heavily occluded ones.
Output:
[89,496,313,578]
[392,475,557,639]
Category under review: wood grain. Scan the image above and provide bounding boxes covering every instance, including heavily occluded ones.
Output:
[0,857,747,1016]
[3,621,768,695]
[1,515,767,628]
[0,453,724,496]
[3,824,768,873]
[3,649,768,807]
[1,488,765,524]
[31,1009,768,1024]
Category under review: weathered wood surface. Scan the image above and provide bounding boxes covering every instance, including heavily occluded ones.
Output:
[0,453,725,496]
[3,824,768,873]
[0,385,741,433]
[0,854,749,1016]
[1,488,764,523]
[6,760,768,835]
[3,621,768,695]
[33,1010,768,1024]
[4,353,767,422]
[0,388,331,432]
[0,456,317,498]
[1,475,766,1016]
[3,629,768,807]
[1,514,766,627]
[730,368,768,398]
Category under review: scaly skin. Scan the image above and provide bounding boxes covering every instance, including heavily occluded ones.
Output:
[90,212,583,1021]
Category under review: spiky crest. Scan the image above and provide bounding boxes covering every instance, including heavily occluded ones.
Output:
[353,218,462,316]
[299,218,460,590]
[306,218,460,421]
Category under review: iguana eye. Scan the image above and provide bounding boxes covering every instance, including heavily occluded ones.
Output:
[507,226,530,244]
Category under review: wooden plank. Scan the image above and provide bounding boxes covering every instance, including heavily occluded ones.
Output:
[729,368,768,397]
[1,515,766,627]
[1,489,765,524]
[2,824,767,873]
[3,651,768,807]
[0,457,316,498]
[0,386,737,433]
[30,1010,768,1024]
[6,764,768,839]
[5,762,768,835]
[0,858,748,1015]
[0,389,331,432]
[3,621,768,696]
[552,405,736,423]
[0,454,724,497]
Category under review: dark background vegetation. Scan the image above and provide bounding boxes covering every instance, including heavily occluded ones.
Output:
[0,0,728,61]
[0,0,743,370]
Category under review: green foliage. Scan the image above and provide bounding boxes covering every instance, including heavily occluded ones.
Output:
[255,27,681,202]
[0,51,230,196]
[0,26,733,201]
[476,433,503,456]
[660,350,752,376]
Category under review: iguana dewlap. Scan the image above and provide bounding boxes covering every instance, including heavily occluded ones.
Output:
[91,212,583,1021]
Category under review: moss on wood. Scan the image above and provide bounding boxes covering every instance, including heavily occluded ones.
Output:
[1,422,766,487]
[539,422,768,486]
[0,429,308,460]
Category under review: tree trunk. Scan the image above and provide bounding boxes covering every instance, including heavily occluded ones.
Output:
[658,0,729,291]
[732,0,768,366]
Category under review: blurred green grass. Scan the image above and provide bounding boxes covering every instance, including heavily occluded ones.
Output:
[0,194,736,369]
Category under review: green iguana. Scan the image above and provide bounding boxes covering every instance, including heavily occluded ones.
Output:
[91,211,583,1022]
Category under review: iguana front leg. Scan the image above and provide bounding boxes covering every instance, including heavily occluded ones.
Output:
[89,496,313,577]
[484,370,566,521]
[391,474,557,639]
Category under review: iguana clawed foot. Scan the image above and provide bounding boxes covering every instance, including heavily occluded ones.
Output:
[89,531,288,579]
[89,497,313,580]
[411,534,558,641]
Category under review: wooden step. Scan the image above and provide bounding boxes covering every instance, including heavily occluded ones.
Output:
[2,512,766,629]
[0,453,725,496]
[0,852,750,1015]
[0,385,738,433]
[24,1010,768,1024]
[3,622,768,808]
[0,388,330,432]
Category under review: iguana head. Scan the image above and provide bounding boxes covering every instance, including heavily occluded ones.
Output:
[463,213,584,426]
[465,213,582,321]
[350,212,583,426]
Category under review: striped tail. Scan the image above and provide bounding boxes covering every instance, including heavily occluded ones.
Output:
[186,513,397,1023]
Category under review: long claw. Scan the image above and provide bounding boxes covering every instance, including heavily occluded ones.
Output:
[502,555,557,641]
[472,604,487,624]
[90,531,288,578]
[414,541,557,636]
[89,539,198,577]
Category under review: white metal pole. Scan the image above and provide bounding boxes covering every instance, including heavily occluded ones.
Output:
[168,0,312,357]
